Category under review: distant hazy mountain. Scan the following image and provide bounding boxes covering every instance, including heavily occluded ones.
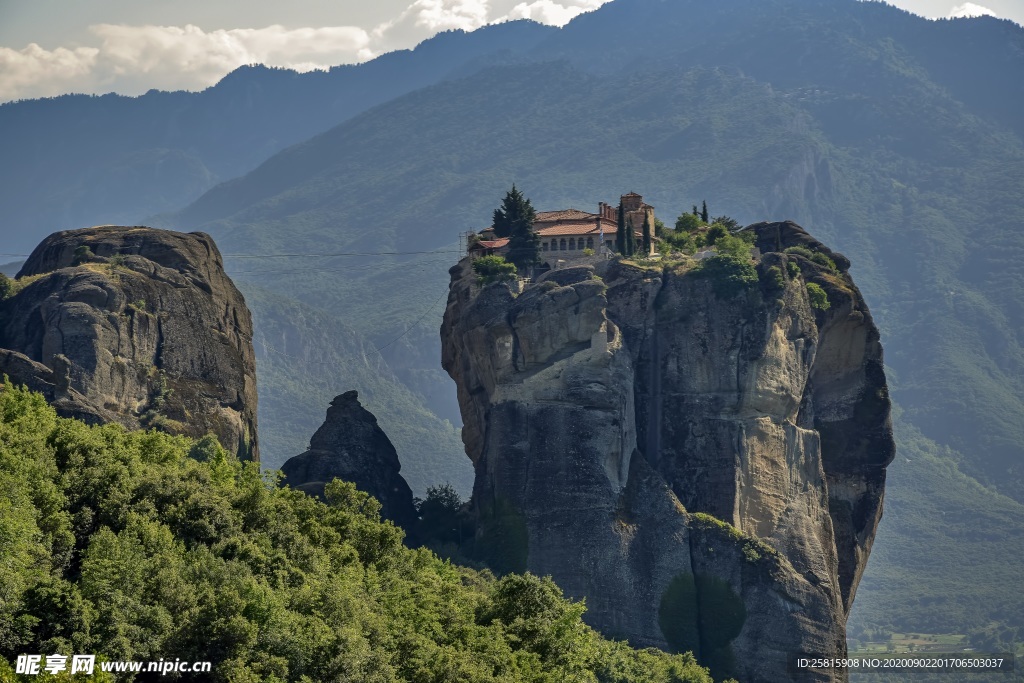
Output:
[166,0,1024,649]
[0,20,555,256]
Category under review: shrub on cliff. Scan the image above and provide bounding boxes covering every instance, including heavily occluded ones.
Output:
[0,384,715,683]
[783,245,837,272]
[472,255,517,285]
[763,265,786,292]
[692,255,758,297]
[783,245,814,259]
[0,273,12,301]
[806,282,831,310]
[810,252,838,272]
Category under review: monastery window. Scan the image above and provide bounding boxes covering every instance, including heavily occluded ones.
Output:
[586,238,594,250]
[560,239,567,251]
[542,242,549,251]
[569,238,576,250]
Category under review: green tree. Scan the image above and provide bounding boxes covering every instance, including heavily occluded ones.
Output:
[676,212,703,233]
[711,215,740,231]
[616,203,626,254]
[624,216,638,257]
[472,255,517,284]
[692,204,699,217]
[713,234,750,259]
[705,224,728,246]
[492,185,535,239]
[508,220,541,271]
[701,200,709,223]
[663,230,696,254]
[642,213,652,254]
[415,483,470,547]
[0,273,12,301]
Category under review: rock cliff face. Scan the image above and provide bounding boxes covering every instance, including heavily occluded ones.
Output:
[0,226,258,460]
[281,391,417,530]
[441,221,894,683]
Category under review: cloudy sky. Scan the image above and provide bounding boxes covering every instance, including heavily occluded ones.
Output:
[0,0,1020,103]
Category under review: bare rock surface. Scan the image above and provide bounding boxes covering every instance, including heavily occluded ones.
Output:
[280,391,417,530]
[441,221,894,682]
[0,226,258,460]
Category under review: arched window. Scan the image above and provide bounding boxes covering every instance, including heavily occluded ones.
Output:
[586,237,594,249]
[560,239,567,251]
[542,242,549,251]
[569,238,576,250]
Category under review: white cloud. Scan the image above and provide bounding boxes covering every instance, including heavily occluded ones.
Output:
[371,0,492,52]
[947,2,997,18]
[0,0,613,103]
[501,0,604,26]
[0,43,100,101]
[0,23,372,102]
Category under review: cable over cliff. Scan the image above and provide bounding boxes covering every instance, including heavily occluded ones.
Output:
[0,226,258,461]
[441,220,894,683]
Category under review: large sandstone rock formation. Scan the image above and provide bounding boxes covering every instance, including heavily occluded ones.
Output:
[281,391,417,530]
[441,221,894,682]
[0,226,258,460]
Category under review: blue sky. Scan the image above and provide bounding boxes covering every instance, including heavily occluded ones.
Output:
[0,0,1020,103]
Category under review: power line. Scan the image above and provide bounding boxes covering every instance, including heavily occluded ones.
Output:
[375,286,451,353]
[227,256,454,276]
[223,249,461,259]
[2,248,465,261]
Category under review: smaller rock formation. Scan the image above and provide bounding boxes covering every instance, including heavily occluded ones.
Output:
[281,391,417,530]
[0,226,258,460]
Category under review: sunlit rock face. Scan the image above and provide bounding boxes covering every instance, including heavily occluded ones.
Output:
[441,221,893,682]
[0,226,259,461]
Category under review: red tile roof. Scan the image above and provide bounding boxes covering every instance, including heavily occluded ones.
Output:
[534,209,599,222]
[537,222,610,236]
[475,238,509,248]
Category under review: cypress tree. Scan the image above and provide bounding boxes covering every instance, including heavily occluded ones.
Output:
[615,203,626,254]
[692,205,699,217]
[700,200,709,223]
[625,216,637,257]
[642,213,652,255]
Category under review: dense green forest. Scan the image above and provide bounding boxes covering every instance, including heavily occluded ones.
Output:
[0,383,716,682]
